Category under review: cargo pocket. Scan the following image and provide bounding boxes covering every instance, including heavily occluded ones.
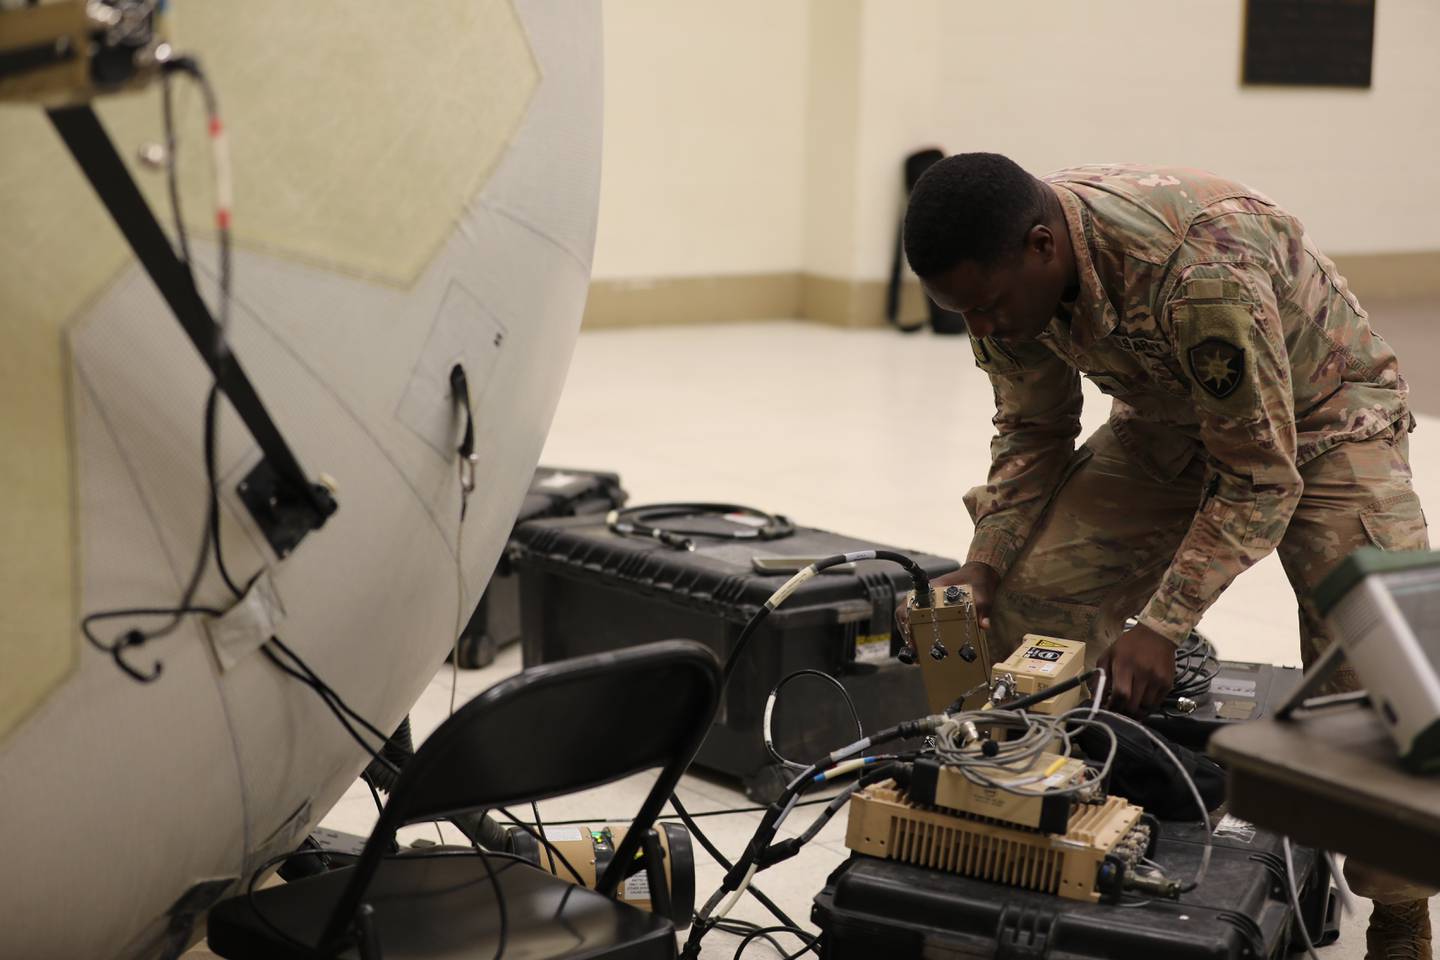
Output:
[1360,490,1429,552]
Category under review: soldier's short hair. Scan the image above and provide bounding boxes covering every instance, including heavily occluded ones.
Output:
[904,152,1044,278]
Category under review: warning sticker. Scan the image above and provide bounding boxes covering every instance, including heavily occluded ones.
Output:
[1032,639,1068,649]
[1025,647,1063,662]
[1217,701,1257,720]
[855,634,891,664]
[1214,814,1257,843]
[1212,677,1257,699]
[624,871,652,900]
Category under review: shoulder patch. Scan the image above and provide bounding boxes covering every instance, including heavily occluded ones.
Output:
[1173,301,1259,416]
[1188,338,1245,398]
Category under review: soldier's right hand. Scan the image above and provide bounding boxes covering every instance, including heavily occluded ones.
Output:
[895,560,1000,634]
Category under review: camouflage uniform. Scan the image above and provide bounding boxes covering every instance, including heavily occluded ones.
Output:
[965,164,1430,903]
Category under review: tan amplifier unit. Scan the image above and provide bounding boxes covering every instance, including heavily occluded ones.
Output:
[906,755,1097,833]
[907,583,992,713]
[507,822,694,927]
[992,635,1088,714]
[845,780,1150,902]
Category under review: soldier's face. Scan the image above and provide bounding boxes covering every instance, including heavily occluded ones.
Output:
[923,227,1067,342]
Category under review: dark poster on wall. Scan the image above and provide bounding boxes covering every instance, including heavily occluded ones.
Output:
[1242,0,1375,88]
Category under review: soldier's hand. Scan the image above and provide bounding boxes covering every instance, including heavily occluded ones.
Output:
[1097,623,1176,718]
[895,561,1000,633]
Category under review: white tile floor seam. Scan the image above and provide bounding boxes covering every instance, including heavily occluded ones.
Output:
[310,319,1440,958]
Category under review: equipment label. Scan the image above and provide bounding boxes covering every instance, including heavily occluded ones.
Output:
[1212,677,1257,699]
[1025,647,1062,662]
[624,871,651,899]
[1214,814,1257,843]
[1032,638,1067,649]
[855,633,890,664]
[541,826,584,843]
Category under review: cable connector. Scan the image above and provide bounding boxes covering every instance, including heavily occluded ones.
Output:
[756,837,802,868]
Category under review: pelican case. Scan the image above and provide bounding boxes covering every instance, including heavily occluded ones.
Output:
[508,514,960,800]
[454,467,628,669]
[813,815,1338,959]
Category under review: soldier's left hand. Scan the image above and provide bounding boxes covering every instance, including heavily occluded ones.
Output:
[1098,624,1176,718]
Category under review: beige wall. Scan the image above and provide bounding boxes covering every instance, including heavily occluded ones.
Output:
[590,0,1440,322]
[591,0,810,279]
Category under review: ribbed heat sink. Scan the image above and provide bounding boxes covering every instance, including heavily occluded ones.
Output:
[847,783,1142,902]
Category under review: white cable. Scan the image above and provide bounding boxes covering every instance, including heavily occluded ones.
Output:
[1088,668,1106,721]
[815,757,869,782]
[1325,851,1359,917]
[714,865,757,921]
[450,497,467,717]
[1099,708,1212,889]
[766,567,817,610]
[770,793,801,833]
[1283,837,1323,960]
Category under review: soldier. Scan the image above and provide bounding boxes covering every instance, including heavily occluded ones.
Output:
[902,152,1431,959]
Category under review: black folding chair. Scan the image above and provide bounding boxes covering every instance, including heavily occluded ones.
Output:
[207,640,721,959]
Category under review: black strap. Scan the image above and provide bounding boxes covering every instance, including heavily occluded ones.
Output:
[449,364,475,460]
[47,105,334,534]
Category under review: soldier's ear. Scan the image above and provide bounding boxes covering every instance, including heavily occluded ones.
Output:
[1027,223,1055,259]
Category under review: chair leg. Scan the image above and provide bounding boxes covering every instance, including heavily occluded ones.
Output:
[355,903,383,960]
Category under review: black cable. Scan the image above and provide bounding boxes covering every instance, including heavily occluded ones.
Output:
[80,385,228,682]
[80,603,225,683]
[733,925,819,960]
[159,68,191,266]
[365,777,385,818]
[474,843,508,960]
[724,550,932,685]
[607,503,795,551]
[681,719,940,959]
[505,791,850,829]
[161,55,230,358]
[669,794,804,932]
[1167,630,1219,706]
[261,645,399,779]
[711,920,789,956]
[765,668,864,770]
[202,385,245,599]
[81,49,239,683]
[493,808,587,886]
[267,637,393,747]
[531,800,558,877]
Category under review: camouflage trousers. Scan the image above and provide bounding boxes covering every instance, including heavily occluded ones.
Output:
[986,418,1431,903]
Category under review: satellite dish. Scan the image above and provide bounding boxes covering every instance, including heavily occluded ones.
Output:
[0,2,603,957]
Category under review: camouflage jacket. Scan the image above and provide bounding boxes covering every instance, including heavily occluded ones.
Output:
[965,163,1409,643]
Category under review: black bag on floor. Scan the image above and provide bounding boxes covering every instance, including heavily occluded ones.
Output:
[1075,716,1226,819]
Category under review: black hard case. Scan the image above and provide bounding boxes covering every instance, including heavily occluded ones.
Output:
[813,817,1336,960]
[508,516,959,799]
[456,468,627,668]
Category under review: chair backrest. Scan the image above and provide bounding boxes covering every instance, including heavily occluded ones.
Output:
[320,640,721,949]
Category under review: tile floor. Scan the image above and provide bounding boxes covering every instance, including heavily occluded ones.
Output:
[200,318,1440,958]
